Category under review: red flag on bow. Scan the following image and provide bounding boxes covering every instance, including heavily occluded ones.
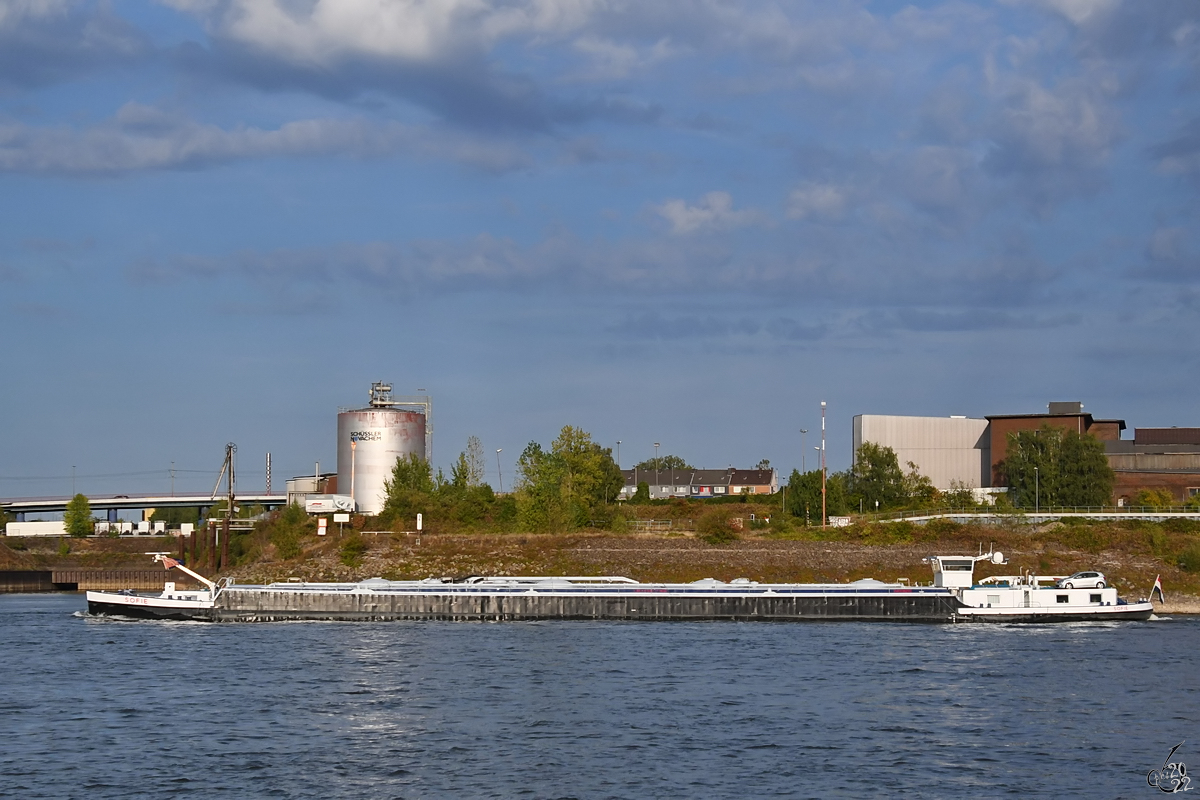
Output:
[161,556,181,570]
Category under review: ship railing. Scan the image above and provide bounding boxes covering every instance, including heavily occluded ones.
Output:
[464,576,641,585]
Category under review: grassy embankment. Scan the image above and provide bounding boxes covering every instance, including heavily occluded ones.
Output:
[6,501,1198,605]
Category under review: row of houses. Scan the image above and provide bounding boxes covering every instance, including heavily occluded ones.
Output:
[618,468,779,501]
[855,402,1200,504]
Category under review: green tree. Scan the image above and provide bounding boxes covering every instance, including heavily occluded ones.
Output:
[826,471,850,517]
[902,461,938,508]
[1133,488,1175,509]
[63,493,94,537]
[450,451,472,490]
[942,480,976,508]
[515,426,623,531]
[553,425,624,520]
[633,454,694,471]
[380,453,434,526]
[444,438,496,526]
[846,443,906,511]
[1058,429,1116,506]
[785,469,850,524]
[515,441,565,531]
[1000,427,1114,507]
[630,482,650,503]
[465,435,487,487]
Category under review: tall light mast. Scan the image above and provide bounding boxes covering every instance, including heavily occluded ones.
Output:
[821,401,826,529]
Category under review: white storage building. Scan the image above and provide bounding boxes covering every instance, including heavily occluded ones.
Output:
[853,414,990,490]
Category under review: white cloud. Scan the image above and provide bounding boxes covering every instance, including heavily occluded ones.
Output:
[158,0,602,65]
[570,35,675,80]
[982,71,1122,190]
[787,182,849,221]
[1012,0,1120,26]
[0,0,66,28]
[654,191,765,235]
[0,103,530,174]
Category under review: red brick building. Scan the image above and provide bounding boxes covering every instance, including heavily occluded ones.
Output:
[984,402,1125,486]
[1108,428,1200,504]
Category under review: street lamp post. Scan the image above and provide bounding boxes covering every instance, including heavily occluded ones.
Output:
[800,429,808,473]
[1034,466,1039,515]
[616,441,621,469]
[654,442,660,499]
[496,449,504,493]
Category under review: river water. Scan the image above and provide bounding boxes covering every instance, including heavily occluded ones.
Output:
[0,594,1195,799]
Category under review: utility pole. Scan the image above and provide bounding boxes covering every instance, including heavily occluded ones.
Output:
[821,401,827,529]
[496,449,503,493]
[222,443,236,572]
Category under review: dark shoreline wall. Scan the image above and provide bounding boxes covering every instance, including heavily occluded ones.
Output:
[0,570,193,592]
[0,571,60,592]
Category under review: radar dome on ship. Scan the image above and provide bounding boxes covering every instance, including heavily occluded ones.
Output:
[336,382,430,516]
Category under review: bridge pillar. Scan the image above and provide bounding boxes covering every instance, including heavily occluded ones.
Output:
[15,512,23,522]
[108,508,118,522]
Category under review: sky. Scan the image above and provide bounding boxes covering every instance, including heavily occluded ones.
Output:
[2,0,1199,499]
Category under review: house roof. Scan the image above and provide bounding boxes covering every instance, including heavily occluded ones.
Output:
[621,468,776,487]
[728,469,775,485]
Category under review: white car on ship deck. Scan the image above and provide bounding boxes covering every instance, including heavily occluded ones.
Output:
[1056,571,1106,589]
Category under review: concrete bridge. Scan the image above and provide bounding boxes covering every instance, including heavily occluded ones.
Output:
[0,493,286,522]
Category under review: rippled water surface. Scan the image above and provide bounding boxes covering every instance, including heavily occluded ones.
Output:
[0,594,1195,798]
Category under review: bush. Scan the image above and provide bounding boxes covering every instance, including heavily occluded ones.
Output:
[263,503,313,560]
[1178,542,1200,573]
[1163,519,1200,534]
[923,518,962,537]
[697,508,738,544]
[340,535,368,567]
[270,527,303,560]
[769,515,795,535]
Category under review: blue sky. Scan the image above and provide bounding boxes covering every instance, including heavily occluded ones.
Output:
[2,0,1198,498]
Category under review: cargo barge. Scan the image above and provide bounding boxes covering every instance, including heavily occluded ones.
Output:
[85,551,1155,623]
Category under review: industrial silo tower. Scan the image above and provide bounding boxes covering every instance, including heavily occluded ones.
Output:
[337,382,431,515]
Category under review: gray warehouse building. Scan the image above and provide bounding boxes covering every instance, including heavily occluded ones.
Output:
[853,415,990,490]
